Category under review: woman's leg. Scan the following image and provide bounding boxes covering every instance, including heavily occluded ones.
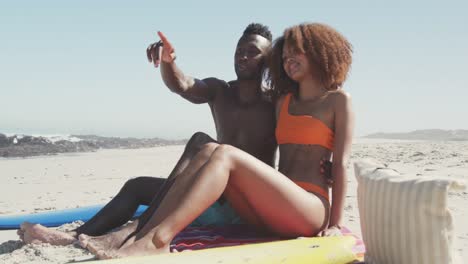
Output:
[152,144,326,238]
[86,141,220,256]
[96,145,326,259]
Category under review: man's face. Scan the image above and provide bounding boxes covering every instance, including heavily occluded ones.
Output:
[234,34,271,80]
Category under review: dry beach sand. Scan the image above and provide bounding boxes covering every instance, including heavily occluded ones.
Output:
[0,139,467,263]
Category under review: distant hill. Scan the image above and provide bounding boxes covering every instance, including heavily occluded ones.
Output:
[364,129,468,141]
[0,133,188,158]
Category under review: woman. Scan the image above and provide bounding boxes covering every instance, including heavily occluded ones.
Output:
[93,22,354,259]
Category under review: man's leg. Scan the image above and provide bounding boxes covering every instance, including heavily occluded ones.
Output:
[75,177,165,236]
[19,132,216,246]
[18,176,165,246]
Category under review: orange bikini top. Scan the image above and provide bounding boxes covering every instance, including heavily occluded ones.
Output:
[275,94,334,150]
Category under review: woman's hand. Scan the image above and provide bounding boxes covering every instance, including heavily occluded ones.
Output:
[317,225,342,237]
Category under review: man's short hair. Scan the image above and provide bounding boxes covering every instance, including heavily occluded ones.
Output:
[243,23,272,42]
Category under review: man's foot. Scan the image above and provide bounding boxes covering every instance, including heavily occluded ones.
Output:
[17,228,25,241]
[79,221,138,254]
[19,222,77,245]
[95,233,170,259]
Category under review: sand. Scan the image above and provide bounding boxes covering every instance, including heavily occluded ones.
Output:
[0,139,467,263]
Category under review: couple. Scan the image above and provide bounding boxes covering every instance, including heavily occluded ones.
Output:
[19,22,354,259]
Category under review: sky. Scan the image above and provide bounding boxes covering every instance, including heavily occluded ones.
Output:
[1,0,467,139]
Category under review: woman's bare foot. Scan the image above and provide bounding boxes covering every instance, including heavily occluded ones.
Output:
[95,233,170,259]
[79,221,138,255]
[19,222,77,245]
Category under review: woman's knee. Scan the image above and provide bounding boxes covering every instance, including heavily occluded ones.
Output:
[201,142,219,153]
[192,142,220,162]
[210,144,237,167]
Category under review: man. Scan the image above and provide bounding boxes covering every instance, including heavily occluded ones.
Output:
[18,23,278,248]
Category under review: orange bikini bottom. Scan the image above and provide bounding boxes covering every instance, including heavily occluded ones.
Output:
[293,181,329,201]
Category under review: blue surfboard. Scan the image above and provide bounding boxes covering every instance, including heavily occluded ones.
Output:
[0,204,148,230]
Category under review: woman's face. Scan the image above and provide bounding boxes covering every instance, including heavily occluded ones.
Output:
[282,43,311,82]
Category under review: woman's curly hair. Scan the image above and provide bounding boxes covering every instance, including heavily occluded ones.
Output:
[266,23,353,101]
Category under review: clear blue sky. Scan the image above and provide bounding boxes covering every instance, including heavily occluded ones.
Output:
[1,0,467,139]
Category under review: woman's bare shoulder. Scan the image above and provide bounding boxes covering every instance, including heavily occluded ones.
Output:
[327,90,352,108]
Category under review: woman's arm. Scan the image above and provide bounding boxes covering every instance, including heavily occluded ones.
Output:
[328,91,354,229]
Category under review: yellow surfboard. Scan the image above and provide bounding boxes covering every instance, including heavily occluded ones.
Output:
[88,236,358,264]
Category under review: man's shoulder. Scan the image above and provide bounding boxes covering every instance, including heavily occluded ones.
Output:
[196,78,230,103]
[201,77,230,89]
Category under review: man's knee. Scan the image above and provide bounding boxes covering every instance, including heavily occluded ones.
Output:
[185,132,216,150]
[120,177,165,204]
[121,177,146,193]
[122,176,164,193]
[190,131,211,140]
[189,131,214,144]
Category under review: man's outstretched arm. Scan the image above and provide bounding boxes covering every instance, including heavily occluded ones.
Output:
[147,31,221,104]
